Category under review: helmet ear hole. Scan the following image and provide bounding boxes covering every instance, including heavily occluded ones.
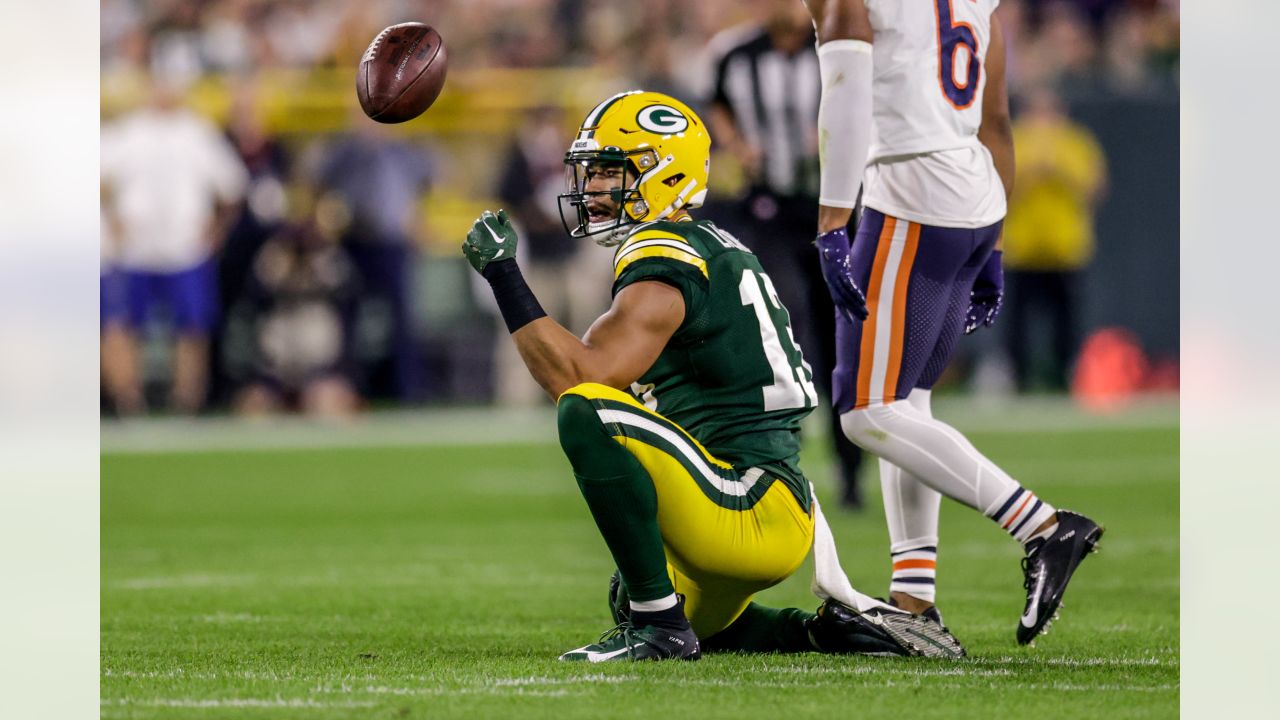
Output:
[662,173,686,187]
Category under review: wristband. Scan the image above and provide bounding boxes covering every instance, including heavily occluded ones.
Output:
[481,260,546,333]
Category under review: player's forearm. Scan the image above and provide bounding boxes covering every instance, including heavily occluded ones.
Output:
[979,119,1016,201]
[510,319,600,400]
[479,259,609,398]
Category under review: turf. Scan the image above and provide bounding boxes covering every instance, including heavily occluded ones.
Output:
[101,410,1178,718]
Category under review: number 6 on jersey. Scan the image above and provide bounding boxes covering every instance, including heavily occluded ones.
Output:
[935,0,982,109]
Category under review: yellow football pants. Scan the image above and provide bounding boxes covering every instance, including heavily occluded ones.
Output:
[560,382,814,637]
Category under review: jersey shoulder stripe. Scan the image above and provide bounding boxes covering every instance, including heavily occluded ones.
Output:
[615,225,708,279]
[617,227,699,254]
[614,244,708,280]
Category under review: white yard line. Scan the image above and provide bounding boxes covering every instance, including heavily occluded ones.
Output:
[101,395,1178,455]
[103,663,1177,702]
[100,697,376,708]
[110,573,258,590]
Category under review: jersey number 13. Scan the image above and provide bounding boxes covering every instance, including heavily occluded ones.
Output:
[739,269,818,411]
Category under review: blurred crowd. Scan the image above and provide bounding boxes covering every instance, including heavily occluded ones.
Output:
[102,0,1179,97]
[99,0,1179,419]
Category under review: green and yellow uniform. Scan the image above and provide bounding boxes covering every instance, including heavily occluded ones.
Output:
[560,217,819,636]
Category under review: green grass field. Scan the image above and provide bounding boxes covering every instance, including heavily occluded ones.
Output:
[101,401,1178,718]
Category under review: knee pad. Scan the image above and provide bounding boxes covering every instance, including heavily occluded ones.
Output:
[556,390,603,461]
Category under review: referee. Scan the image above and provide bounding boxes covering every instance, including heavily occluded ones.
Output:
[708,0,866,509]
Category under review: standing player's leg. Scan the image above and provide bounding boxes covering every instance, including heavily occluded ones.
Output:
[878,388,942,612]
[844,222,1058,541]
[882,252,982,615]
[836,217,1103,642]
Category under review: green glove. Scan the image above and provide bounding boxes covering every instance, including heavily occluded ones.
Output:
[462,209,518,274]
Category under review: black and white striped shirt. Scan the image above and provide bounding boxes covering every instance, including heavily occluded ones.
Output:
[711,28,821,198]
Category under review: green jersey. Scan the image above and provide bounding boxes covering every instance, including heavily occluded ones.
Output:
[611,218,817,507]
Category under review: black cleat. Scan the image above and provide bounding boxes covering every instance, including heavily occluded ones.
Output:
[920,606,949,631]
[563,593,699,663]
[1018,510,1105,645]
[887,597,958,640]
[807,599,965,658]
[559,620,701,662]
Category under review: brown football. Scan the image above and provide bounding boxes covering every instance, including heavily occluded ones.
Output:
[357,23,447,124]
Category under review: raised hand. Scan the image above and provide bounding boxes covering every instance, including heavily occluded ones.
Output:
[462,209,518,274]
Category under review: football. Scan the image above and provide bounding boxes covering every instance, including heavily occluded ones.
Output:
[356,22,448,123]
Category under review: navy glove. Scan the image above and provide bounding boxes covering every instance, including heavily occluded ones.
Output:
[815,227,869,323]
[965,249,1004,335]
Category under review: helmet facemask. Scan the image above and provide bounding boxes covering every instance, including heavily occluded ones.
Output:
[558,146,659,247]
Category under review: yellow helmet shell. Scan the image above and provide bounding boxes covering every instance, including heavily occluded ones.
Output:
[569,90,712,225]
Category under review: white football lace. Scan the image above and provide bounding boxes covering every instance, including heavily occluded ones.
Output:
[362,27,391,65]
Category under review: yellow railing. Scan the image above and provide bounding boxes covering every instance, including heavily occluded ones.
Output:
[103,66,626,136]
[101,66,749,257]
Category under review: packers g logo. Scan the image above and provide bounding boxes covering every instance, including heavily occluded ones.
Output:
[636,104,689,134]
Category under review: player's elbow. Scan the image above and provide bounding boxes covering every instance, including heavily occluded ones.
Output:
[539,372,582,403]
[817,23,873,46]
[814,1,873,45]
[980,111,1013,145]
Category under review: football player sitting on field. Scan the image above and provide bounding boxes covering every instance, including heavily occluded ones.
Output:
[462,90,962,661]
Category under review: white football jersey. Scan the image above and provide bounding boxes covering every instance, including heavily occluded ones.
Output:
[862,0,1006,228]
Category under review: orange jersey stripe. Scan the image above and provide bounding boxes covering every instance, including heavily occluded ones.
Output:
[892,558,937,571]
[880,222,921,403]
[1003,494,1035,529]
[855,217,898,409]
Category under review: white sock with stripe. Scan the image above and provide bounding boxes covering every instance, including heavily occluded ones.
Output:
[889,543,938,602]
[988,487,1058,547]
[881,389,942,603]
[630,594,678,613]
[842,400,1055,544]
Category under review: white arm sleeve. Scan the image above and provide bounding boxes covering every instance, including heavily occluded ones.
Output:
[816,39,873,209]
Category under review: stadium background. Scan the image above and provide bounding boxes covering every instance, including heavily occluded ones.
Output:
[100,1,1181,717]
[100,0,1179,415]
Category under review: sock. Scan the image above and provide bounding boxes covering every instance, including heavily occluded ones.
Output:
[1027,520,1059,545]
[699,603,815,654]
[630,594,677,613]
[842,400,1056,546]
[557,393,674,602]
[816,39,874,209]
[988,487,1058,546]
[889,544,938,603]
[631,595,688,631]
[880,389,942,604]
